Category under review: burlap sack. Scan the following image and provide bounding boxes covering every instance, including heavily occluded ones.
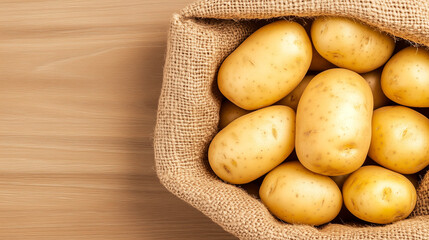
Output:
[154,0,429,239]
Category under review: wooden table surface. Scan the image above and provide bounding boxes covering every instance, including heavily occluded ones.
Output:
[1,1,237,239]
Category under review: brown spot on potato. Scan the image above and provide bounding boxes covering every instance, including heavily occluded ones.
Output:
[394,94,402,101]
[401,129,409,138]
[223,164,231,174]
[272,128,278,140]
[354,104,361,110]
[351,199,358,211]
[341,143,356,155]
[382,187,392,201]
[393,212,406,221]
[304,129,316,136]
[268,179,279,195]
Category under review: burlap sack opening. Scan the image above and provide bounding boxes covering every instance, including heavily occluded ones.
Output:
[155,0,429,239]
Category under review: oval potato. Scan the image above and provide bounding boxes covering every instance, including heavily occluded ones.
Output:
[343,165,417,224]
[296,68,373,176]
[361,69,391,109]
[218,20,312,110]
[311,17,394,73]
[369,106,429,174]
[218,100,250,129]
[260,161,342,225]
[209,105,295,184]
[381,47,429,107]
[277,75,314,110]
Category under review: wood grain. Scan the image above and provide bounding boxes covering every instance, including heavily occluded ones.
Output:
[0,1,237,239]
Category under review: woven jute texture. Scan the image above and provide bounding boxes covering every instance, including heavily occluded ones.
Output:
[154,0,429,239]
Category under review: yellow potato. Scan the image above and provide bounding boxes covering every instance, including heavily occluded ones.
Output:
[361,69,391,109]
[218,20,312,110]
[296,68,373,176]
[311,17,394,73]
[343,165,417,224]
[208,106,295,184]
[369,106,429,174]
[277,75,314,110]
[260,161,342,225]
[381,47,429,107]
[218,100,250,129]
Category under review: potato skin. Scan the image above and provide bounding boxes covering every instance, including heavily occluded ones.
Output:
[218,100,250,129]
[277,75,314,110]
[343,166,417,224]
[361,69,391,109]
[218,20,312,110]
[369,106,429,174]
[209,106,295,184]
[260,161,342,225]
[381,47,429,107]
[311,17,394,73]
[296,68,373,176]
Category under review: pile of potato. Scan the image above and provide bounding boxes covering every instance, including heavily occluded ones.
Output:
[208,17,429,226]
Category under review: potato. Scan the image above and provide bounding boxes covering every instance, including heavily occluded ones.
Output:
[361,69,391,109]
[369,106,429,174]
[381,47,429,107]
[277,75,314,110]
[208,105,295,184]
[218,100,250,129]
[343,165,417,224]
[296,68,373,176]
[260,161,342,225]
[218,20,312,110]
[311,17,394,73]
